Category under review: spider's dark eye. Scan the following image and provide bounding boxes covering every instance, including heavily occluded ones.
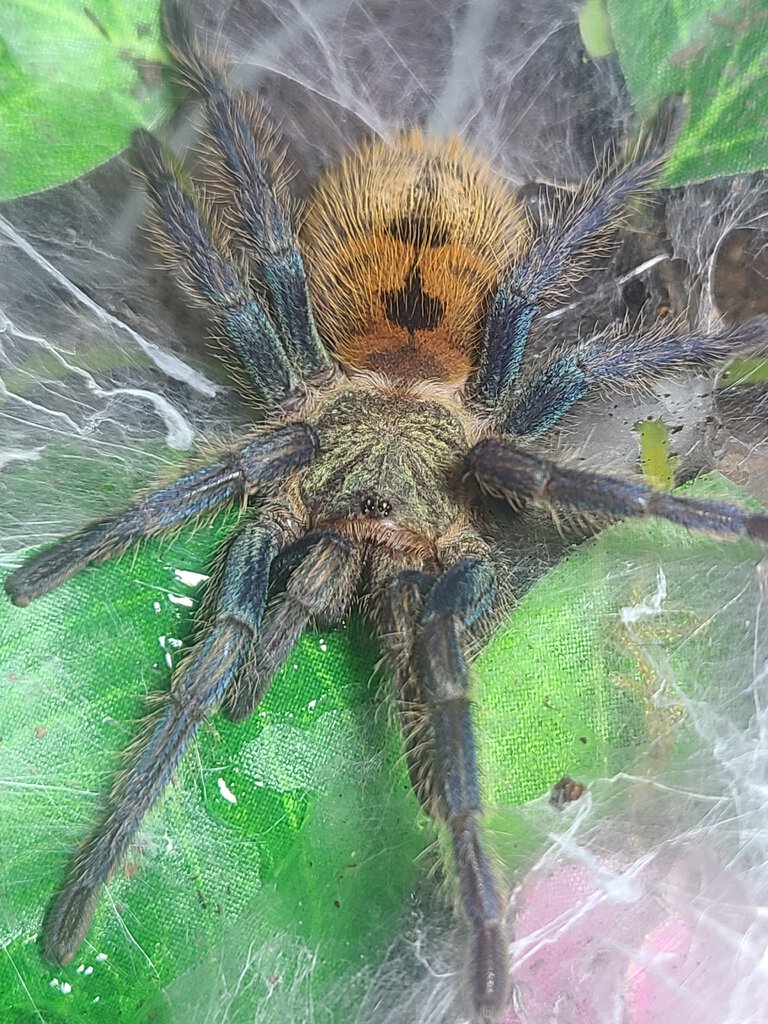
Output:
[361,495,393,518]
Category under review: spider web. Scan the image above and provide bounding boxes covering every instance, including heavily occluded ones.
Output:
[1,2,768,1023]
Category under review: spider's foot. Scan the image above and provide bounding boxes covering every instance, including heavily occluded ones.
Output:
[471,921,510,1023]
[43,879,102,966]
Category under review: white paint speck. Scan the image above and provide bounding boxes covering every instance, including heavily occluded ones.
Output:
[164,832,174,853]
[174,568,210,587]
[217,777,237,804]
[308,699,317,711]
[153,601,162,614]
[319,640,328,652]
[158,634,184,670]
[254,780,265,788]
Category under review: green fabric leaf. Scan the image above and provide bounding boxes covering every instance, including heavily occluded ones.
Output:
[0,0,170,198]
[606,0,768,184]
[1,474,762,1021]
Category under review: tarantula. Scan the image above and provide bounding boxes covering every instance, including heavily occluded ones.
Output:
[6,5,768,1021]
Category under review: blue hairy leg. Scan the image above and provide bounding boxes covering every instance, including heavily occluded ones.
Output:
[132,128,298,402]
[223,531,361,721]
[377,570,438,811]
[4,423,317,606]
[408,558,507,1023]
[162,0,331,381]
[501,315,768,436]
[42,519,283,965]
[471,142,674,406]
[468,439,768,542]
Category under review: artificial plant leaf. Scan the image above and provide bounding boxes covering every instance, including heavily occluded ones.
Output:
[0,0,169,198]
[606,0,768,184]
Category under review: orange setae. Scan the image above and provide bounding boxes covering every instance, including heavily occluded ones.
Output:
[302,132,526,385]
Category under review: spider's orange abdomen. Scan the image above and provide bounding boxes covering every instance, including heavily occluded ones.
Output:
[302,132,525,385]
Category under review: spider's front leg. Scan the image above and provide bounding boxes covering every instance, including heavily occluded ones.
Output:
[4,423,317,606]
[378,570,438,812]
[42,517,285,964]
[42,523,360,965]
[381,559,507,1022]
[222,530,362,722]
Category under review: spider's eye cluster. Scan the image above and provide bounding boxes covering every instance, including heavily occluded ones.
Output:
[360,495,393,518]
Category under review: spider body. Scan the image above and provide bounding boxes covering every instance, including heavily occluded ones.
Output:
[5,6,768,1022]
[303,132,521,384]
[296,382,476,555]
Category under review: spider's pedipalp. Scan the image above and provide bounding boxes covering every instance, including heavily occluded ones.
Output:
[223,531,362,721]
[410,558,508,1022]
[132,129,298,402]
[468,437,768,542]
[377,569,438,813]
[43,519,283,965]
[162,0,331,380]
[4,423,317,606]
[502,315,768,436]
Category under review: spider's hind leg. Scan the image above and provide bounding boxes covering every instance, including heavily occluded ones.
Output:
[162,0,332,382]
[500,315,768,437]
[471,101,683,408]
[132,128,297,402]
[43,517,285,965]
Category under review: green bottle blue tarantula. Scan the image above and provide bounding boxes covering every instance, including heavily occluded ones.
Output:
[6,5,768,1021]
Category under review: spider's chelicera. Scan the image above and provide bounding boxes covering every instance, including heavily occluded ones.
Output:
[6,6,768,1021]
